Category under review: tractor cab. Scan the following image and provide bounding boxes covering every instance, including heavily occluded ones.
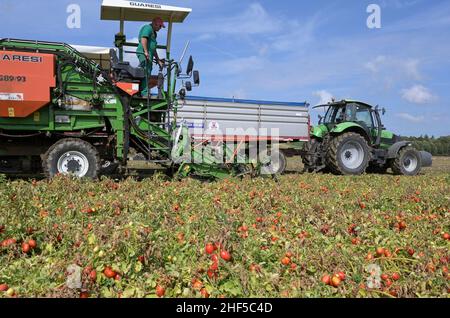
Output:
[314,100,396,148]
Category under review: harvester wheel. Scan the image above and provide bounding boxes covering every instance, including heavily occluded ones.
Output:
[259,149,287,176]
[43,139,100,179]
[326,132,370,175]
[391,146,422,176]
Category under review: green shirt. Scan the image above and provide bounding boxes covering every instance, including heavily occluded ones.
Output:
[136,24,157,64]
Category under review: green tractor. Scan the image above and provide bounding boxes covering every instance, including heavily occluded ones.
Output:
[301,100,432,176]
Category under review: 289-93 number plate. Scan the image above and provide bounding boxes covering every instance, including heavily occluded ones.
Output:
[0,75,27,82]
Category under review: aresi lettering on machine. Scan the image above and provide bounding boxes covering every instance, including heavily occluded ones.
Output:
[0,53,43,63]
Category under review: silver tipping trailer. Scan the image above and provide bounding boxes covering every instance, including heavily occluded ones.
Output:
[176,96,310,143]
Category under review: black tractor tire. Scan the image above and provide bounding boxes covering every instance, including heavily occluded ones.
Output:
[326,132,370,175]
[259,148,287,176]
[391,146,422,176]
[302,138,320,172]
[43,138,100,179]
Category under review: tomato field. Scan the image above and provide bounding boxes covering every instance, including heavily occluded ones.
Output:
[0,157,449,298]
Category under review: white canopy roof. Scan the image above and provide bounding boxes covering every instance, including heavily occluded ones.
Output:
[101,0,192,23]
[72,45,112,69]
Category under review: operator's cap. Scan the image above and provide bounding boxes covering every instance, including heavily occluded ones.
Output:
[153,17,166,28]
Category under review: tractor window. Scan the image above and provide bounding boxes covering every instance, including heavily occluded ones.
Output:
[354,106,374,128]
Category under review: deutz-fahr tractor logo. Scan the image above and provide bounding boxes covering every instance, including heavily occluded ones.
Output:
[0,53,43,63]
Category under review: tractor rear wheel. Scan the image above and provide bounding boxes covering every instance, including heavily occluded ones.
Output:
[391,146,422,176]
[302,138,320,172]
[43,138,100,179]
[326,132,370,175]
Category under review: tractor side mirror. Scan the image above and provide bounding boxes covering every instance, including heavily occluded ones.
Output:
[382,108,386,115]
[186,56,194,76]
[193,71,200,85]
[185,81,192,92]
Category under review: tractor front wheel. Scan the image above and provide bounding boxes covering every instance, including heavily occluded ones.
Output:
[391,146,422,176]
[326,132,370,175]
[43,138,100,179]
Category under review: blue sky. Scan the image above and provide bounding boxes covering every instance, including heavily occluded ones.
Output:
[2,0,450,136]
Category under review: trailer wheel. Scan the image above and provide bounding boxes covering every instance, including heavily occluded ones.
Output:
[43,139,100,179]
[391,146,422,176]
[326,132,370,175]
[259,149,287,176]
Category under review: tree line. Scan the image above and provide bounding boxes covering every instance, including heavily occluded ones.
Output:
[405,135,450,156]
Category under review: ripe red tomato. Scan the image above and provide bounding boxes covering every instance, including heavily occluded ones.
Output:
[211,254,219,263]
[281,257,291,266]
[28,239,37,249]
[0,284,8,292]
[220,250,231,262]
[209,261,219,271]
[207,269,217,279]
[103,267,117,279]
[384,249,392,258]
[192,280,203,290]
[155,285,165,297]
[330,276,341,288]
[285,251,293,258]
[336,272,346,281]
[79,291,89,298]
[392,273,400,281]
[385,279,393,288]
[381,274,389,281]
[1,238,16,248]
[398,221,407,230]
[89,270,97,282]
[443,233,450,240]
[376,247,385,256]
[205,243,215,255]
[200,288,209,298]
[407,248,415,256]
[22,242,30,254]
[138,255,145,263]
[321,275,331,285]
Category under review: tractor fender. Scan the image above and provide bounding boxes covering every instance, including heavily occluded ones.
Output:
[420,151,433,167]
[387,141,413,159]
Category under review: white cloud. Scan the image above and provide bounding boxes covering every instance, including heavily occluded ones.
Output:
[313,90,334,105]
[401,85,437,104]
[365,55,421,80]
[190,3,281,36]
[396,113,425,123]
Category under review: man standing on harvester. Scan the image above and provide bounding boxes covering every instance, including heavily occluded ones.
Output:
[136,16,166,96]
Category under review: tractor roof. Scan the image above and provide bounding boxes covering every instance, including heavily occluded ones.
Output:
[101,0,192,23]
[313,99,374,109]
